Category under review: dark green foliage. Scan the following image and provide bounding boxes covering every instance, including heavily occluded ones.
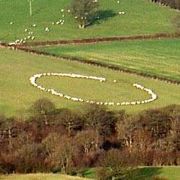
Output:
[31,98,56,115]
[71,0,99,28]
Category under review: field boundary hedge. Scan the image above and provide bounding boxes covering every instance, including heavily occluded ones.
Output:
[16,32,180,47]
[1,32,180,85]
[13,46,180,85]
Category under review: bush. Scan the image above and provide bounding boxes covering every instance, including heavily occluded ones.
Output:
[96,167,112,180]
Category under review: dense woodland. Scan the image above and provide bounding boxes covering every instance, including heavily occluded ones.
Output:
[0,99,179,179]
[152,0,180,9]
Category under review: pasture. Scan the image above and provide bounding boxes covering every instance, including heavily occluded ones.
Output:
[0,0,179,179]
[0,48,179,117]
[0,0,179,42]
[39,39,180,82]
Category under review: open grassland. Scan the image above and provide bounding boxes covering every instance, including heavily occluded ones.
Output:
[39,39,180,82]
[0,173,88,180]
[0,48,179,117]
[0,0,179,42]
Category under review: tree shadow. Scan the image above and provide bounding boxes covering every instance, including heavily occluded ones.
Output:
[91,10,117,26]
[127,167,163,180]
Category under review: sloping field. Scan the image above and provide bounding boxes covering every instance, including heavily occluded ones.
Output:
[82,166,180,180]
[132,166,180,180]
[0,173,88,180]
[0,0,179,42]
[39,39,180,82]
[0,48,179,116]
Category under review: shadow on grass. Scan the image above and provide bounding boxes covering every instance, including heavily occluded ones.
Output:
[91,10,117,25]
[128,167,164,180]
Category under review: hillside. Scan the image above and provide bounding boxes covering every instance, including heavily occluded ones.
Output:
[0,0,179,42]
[39,39,180,82]
[0,1,179,179]
[0,48,180,116]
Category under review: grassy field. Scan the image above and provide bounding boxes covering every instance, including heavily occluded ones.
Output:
[0,0,179,42]
[131,166,180,180]
[0,48,179,117]
[0,173,88,180]
[39,39,180,82]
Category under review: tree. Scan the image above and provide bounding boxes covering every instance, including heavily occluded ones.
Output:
[97,149,134,180]
[75,130,99,154]
[71,0,99,28]
[84,105,116,137]
[14,143,47,173]
[43,134,77,173]
[55,109,83,136]
[31,98,56,116]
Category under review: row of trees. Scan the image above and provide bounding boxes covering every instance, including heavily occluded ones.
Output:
[0,99,179,179]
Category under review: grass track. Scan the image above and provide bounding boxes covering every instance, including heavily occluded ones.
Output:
[0,0,179,42]
[0,48,179,117]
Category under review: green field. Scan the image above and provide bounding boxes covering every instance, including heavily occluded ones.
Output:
[39,39,180,82]
[0,48,179,117]
[0,0,179,42]
[132,166,180,180]
[0,173,88,180]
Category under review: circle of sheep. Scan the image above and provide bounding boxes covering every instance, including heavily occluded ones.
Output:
[30,73,158,106]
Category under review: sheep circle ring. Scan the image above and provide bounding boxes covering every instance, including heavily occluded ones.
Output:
[30,73,158,106]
